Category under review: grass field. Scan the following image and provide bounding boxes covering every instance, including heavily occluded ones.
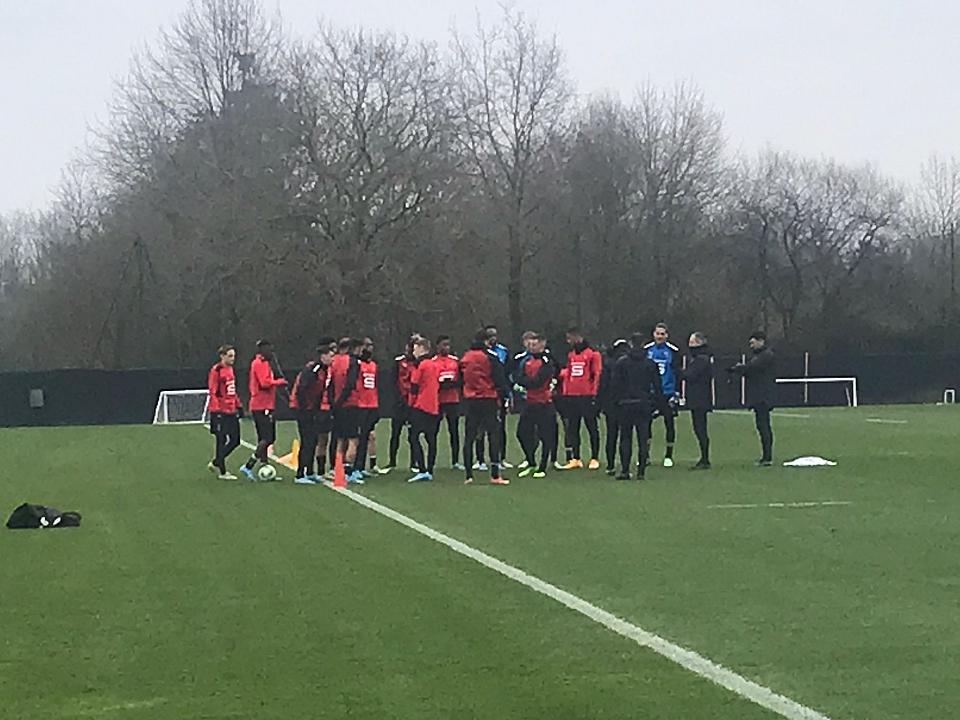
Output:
[3,404,959,719]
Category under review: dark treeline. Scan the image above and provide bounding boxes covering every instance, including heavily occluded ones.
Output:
[1,0,959,371]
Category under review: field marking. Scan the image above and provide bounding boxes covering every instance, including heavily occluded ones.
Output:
[235,439,832,720]
[715,410,811,419]
[865,418,908,425]
[70,698,167,716]
[708,501,852,510]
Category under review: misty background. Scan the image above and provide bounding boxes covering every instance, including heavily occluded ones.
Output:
[1,0,959,371]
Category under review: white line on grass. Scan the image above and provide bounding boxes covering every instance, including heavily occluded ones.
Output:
[707,501,853,510]
[714,410,811,419]
[235,439,832,720]
[865,418,908,425]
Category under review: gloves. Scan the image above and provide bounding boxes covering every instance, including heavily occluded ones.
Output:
[512,383,525,394]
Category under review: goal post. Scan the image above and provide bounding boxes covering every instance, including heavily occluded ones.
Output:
[153,389,210,425]
[775,377,859,407]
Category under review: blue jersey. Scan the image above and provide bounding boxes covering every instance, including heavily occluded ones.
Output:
[644,341,679,395]
[512,351,530,395]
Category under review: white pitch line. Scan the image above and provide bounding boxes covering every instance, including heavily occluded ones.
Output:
[708,501,853,510]
[865,418,907,425]
[714,410,811,419]
[232,439,832,719]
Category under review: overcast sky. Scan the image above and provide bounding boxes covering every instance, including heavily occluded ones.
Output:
[2,0,958,213]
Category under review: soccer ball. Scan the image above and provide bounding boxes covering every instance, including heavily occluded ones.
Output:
[258,465,277,482]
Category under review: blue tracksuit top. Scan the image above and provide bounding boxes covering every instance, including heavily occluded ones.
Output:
[644,341,679,396]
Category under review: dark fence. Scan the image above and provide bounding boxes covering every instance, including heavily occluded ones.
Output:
[0,367,401,428]
[0,353,958,427]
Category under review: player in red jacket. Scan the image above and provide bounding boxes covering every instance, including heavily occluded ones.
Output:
[329,337,367,483]
[354,337,382,477]
[207,344,241,480]
[288,338,336,484]
[460,330,511,485]
[385,334,421,472]
[559,328,603,471]
[241,339,288,481]
[407,337,442,482]
[514,333,557,478]
[434,335,464,470]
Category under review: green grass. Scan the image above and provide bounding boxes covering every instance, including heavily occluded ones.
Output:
[3,405,959,718]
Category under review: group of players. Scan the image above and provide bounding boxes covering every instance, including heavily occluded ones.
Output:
[206,323,778,485]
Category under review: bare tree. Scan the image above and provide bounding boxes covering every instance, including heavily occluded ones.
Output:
[624,83,725,316]
[452,8,572,334]
[911,156,960,319]
[738,152,902,343]
[283,25,454,336]
[97,0,283,186]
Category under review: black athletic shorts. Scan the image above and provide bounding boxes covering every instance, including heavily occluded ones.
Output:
[253,410,276,445]
[333,406,362,439]
[316,410,333,434]
[209,412,239,436]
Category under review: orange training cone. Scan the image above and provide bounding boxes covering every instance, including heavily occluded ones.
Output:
[278,439,299,469]
[333,451,347,488]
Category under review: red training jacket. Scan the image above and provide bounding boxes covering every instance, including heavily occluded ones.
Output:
[207,363,239,414]
[411,356,441,415]
[357,359,379,409]
[563,346,602,397]
[435,353,460,405]
[521,355,554,405]
[330,353,362,408]
[289,361,326,412]
[460,347,501,400]
[248,355,286,411]
[395,355,415,406]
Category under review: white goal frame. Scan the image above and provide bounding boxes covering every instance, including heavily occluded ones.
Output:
[153,389,210,425]
[775,377,859,408]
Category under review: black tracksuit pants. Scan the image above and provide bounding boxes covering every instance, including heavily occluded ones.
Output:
[409,409,440,475]
[565,396,600,460]
[212,413,241,474]
[464,398,502,478]
[690,408,710,463]
[440,402,461,466]
[603,410,620,470]
[296,410,320,478]
[753,404,774,462]
[518,402,557,472]
[618,403,651,476]
[354,408,379,471]
[388,403,410,467]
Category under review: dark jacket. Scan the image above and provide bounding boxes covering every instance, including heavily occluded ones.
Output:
[612,348,664,406]
[680,345,714,411]
[731,346,776,408]
[597,343,629,413]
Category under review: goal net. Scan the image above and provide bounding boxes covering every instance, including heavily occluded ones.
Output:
[153,389,210,424]
[774,377,859,407]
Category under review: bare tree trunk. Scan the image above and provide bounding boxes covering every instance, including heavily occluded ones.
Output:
[508,223,523,336]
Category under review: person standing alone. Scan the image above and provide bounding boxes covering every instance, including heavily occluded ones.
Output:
[207,344,241,480]
[728,331,777,466]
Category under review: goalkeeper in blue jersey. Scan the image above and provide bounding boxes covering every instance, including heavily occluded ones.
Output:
[644,322,680,467]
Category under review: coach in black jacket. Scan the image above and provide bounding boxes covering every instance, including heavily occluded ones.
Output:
[678,332,714,469]
[728,331,777,466]
[612,334,664,480]
[598,339,629,475]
